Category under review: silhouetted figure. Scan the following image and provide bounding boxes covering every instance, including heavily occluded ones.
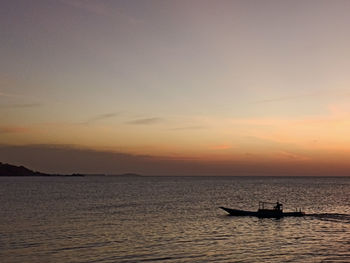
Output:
[274,202,282,211]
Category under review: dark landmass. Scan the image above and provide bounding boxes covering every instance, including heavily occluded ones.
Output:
[0,162,141,177]
[0,162,84,177]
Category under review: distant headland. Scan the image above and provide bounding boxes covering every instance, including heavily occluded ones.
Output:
[0,162,84,177]
[0,162,143,177]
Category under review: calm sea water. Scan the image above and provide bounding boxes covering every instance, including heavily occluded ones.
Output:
[1,176,350,263]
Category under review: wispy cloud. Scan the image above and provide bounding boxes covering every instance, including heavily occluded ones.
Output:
[0,126,29,134]
[276,151,310,161]
[0,91,19,98]
[127,117,163,125]
[81,112,119,125]
[211,144,232,150]
[0,91,42,108]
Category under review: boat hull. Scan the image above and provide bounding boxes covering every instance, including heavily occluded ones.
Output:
[220,207,257,216]
[220,207,304,218]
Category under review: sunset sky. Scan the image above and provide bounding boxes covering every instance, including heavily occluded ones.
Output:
[2,0,350,175]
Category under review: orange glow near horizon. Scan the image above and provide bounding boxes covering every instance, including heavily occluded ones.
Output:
[3,111,350,168]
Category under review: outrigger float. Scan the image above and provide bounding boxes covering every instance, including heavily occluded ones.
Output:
[220,201,305,218]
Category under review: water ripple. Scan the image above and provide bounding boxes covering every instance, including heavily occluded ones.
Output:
[1,176,350,263]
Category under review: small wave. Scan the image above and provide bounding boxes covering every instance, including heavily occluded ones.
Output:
[306,213,350,223]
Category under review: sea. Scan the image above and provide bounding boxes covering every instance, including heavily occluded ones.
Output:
[1,176,350,263]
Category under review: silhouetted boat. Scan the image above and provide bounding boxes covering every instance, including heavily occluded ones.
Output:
[220,201,305,218]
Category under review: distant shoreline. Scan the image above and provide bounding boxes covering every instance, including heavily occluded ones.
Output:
[0,162,145,177]
[0,162,85,177]
[1,162,349,177]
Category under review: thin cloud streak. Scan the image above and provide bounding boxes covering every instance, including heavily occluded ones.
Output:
[0,126,29,134]
[127,117,163,125]
[81,112,119,125]
[0,91,19,98]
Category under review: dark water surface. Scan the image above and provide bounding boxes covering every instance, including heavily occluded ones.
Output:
[1,176,350,262]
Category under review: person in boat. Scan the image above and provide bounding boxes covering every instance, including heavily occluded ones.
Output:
[274,202,282,211]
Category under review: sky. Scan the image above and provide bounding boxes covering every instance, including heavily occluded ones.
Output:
[1,0,350,175]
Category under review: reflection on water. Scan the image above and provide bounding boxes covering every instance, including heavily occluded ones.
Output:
[1,176,350,262]
[308,213,350,223]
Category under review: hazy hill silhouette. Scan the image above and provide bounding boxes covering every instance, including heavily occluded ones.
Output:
[0,162,83,176]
